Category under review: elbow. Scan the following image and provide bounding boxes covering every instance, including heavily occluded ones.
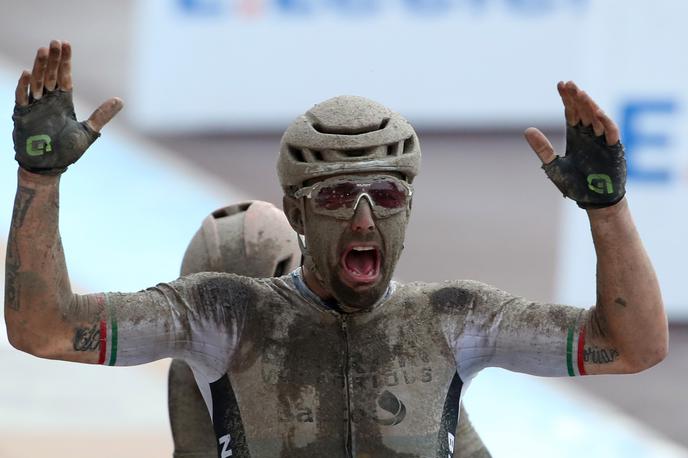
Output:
[6,295,80,360]
[624,334,669,374]
[637,312,670,372]
[7,325,39,356]
[6,323,59,360]
[624,349,667,374]
[651,341,669,367]
[645,336,669,370]
[5,318,27,353]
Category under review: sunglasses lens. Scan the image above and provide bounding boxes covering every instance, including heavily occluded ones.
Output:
[368,180,408,209]
[314,182,359,210]
[307,177,410,218]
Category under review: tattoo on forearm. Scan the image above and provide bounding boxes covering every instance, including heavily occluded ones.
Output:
[73,323,101,351]
[614,297,627,307]
[5,186,37,311]
[13,186,36,228]
[5,245,21,311]
[583,345,619,364]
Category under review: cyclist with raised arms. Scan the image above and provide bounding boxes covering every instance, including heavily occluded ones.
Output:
[169,201,490,457]
[5,41,667,457]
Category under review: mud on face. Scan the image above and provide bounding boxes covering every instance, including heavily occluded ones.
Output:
[302,196,410,310]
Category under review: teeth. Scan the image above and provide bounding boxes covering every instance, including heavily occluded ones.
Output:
[352,246,375,252]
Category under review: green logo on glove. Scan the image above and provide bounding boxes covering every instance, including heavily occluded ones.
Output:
[587,174,613,195]
[26,134,52,156]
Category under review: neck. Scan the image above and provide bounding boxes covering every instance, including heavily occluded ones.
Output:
[302,264,334,302]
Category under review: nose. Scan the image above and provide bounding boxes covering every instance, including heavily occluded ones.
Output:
[351,195,376,233]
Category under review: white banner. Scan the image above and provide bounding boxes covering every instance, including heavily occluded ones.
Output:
[130,0,592,131]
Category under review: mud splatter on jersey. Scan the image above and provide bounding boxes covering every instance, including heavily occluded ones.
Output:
[93,270,584,457]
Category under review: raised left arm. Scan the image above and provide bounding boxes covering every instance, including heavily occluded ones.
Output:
[582,197,666,374]
[524,81,667,375]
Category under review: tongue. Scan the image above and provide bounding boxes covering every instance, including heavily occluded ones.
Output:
[346,250,376,275]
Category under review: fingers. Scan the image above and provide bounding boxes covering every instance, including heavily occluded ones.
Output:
[572,89,594,128]
[57,41,72,91]
[86,97,124,132]
[524,127,557,165]
[557,81,579,126]
[597,109,620,145]
[560,81,620,144]
[44,40,62,92]
[29,47,49,100]
[578,90,604,136]
[24,40,71,103]
[15,70,31,106]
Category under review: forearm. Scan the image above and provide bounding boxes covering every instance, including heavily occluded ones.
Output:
[585,197,667,373]
[4,168,103,362]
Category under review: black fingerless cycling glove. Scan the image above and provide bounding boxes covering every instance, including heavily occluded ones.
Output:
[12,90,100,175]
[542,123,626,209]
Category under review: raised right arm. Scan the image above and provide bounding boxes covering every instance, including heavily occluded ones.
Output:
[6,171,244,371]
[5,169,100,362]
[5,40,123,363]
[6,42,249,378]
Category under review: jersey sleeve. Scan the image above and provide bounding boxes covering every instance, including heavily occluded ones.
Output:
[439,280,588,381]
[84,272,252,381]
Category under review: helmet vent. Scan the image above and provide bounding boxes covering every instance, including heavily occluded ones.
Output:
[345,149,368,157]
[387,143,400,156]
[311,149,324,161]
[311,117,391,135]
[274,256,292,277]
[403,137,416,155]
[213,202,251,219]
[288,146,307,163]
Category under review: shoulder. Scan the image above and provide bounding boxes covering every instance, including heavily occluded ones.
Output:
[174,271,263,288]
[169,272,272,308]
[393,279,500,311]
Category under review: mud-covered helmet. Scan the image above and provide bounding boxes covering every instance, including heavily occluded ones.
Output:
[277,96,421,194]
[180,200,301,277]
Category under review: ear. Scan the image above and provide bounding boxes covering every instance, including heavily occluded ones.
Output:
[283,195,304,235]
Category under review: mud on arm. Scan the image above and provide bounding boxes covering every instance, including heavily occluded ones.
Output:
[581,199,667,375]
[498,203,671,377]
[4,169,107,363]
[524,81,667,375]
[5,170,242,372]
[5,40,124,363]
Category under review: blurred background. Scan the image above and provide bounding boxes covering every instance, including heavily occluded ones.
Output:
[0,0,686,457]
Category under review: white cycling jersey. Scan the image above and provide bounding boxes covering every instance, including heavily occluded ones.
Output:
[91,269,587,457]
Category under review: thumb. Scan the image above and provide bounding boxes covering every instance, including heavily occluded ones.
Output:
[85,97,124,133]
[524,127,557,165]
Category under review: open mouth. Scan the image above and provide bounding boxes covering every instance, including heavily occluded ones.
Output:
[341,245,381,285]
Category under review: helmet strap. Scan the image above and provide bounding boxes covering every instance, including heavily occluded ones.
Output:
[297,233,309,257]
[298,198,329,293]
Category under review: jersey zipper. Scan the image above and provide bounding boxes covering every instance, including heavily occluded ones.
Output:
[340,315,353,458]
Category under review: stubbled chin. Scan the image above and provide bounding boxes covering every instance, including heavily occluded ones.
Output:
[330,274,388,310]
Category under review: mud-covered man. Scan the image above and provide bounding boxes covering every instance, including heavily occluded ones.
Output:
[170,202,490,457]
[5,40,668,457]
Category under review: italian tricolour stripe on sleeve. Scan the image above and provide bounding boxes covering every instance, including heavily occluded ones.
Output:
[97,293,118,366]
[566,323,587,376]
